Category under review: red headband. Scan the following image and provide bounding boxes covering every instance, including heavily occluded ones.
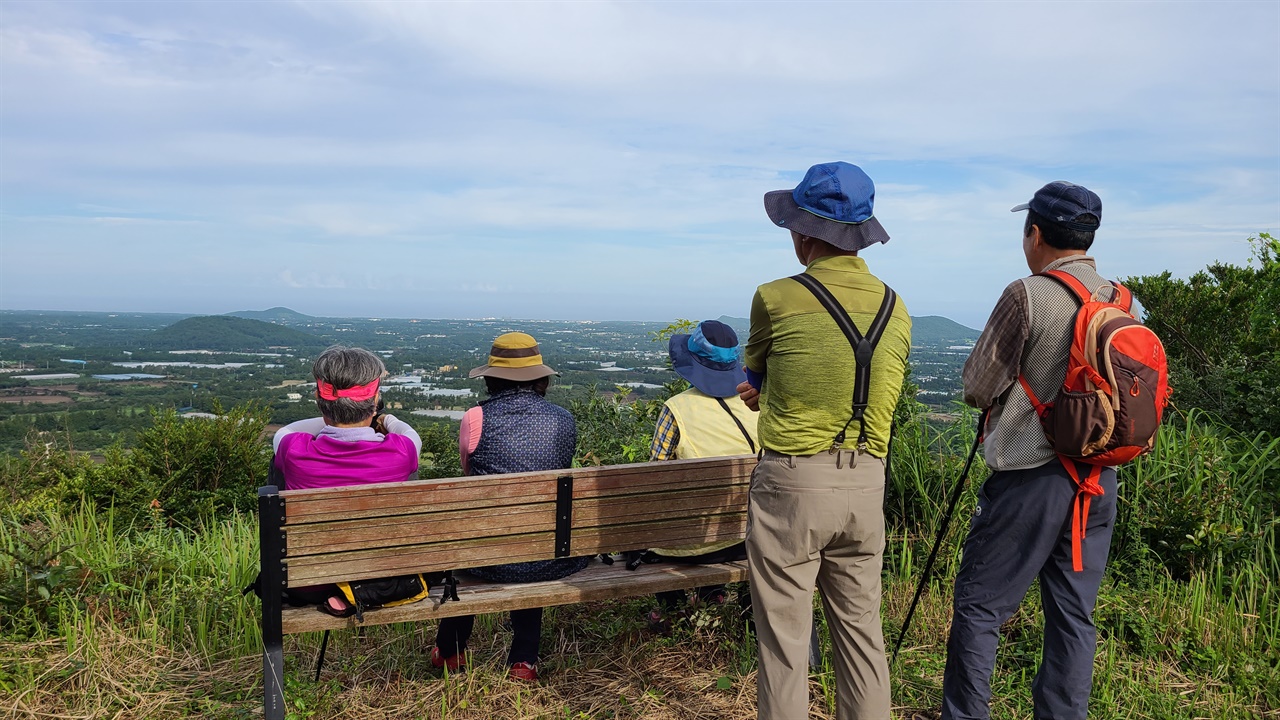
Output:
[316,377,380,402]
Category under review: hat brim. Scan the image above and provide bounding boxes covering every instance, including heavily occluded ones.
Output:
[1010,202,1031,213]
[764,190,889,252]
[669,334,745,398]
[468,364,558,382]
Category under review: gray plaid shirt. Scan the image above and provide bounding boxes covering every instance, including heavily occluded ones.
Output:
[964,255,1112,471]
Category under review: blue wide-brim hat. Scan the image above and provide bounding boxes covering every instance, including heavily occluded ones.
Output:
[764,161,890,252]
[669,320,745,399]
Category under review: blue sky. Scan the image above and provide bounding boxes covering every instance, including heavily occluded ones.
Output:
[1,1,1277,329]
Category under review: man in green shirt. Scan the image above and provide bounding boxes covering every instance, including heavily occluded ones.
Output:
[738,162,911,720]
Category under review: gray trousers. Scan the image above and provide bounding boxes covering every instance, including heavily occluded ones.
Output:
[942,459,1118,720]
[747,449,891,720]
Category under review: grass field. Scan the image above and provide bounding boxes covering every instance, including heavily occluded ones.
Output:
[2,411,1276,719]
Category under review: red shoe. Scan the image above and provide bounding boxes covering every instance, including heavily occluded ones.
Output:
[430,646,465,672]
[508,661,539,682]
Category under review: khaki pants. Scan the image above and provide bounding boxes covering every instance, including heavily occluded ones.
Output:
[747,449,890,720]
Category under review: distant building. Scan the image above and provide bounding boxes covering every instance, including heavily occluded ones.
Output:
[438,365,457,373]
[16,373,80,382]
[286,393,302,402]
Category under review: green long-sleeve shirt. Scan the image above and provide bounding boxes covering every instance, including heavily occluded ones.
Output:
[744,255,912,457]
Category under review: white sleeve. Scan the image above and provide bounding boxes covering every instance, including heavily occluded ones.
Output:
[380,414,423,455]
[272,417,328,453]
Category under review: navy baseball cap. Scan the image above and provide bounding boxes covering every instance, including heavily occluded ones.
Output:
[764,162,890,251]
[1011,181,1102,232]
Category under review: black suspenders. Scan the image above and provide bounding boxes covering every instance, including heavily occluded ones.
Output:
[789,273,898,453]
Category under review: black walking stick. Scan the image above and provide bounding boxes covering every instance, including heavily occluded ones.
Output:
[890,410,987,666]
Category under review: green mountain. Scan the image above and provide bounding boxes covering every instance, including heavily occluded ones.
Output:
[719,314,977,346]
[227,307,314,324]
[911,316,980,346]
[147,315,325,351]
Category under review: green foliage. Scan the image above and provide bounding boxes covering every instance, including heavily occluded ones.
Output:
[1124,233,1280,437]
[418,420,462,479]
[569,382,683,465]
[129,402,272,527]
[0,518,82,636]
[1113,409,1280,582]
[0,402,271,530]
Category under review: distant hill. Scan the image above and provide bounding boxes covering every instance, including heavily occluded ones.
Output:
[911,316,980,346]
[720,314,977,346]
[147,315,325,351]
[716,315,750,335]
[228,307,314,324]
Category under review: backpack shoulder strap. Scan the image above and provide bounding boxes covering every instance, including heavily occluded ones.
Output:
[1040,269,1091,305]
[790,272,898,451]
[1110,281,1133,312]
[714,396,756,454]
[1041,269,1132,312]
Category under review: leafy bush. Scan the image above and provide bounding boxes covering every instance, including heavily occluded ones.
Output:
[569,383,683,466]
[0,402,271,530]
[1124,233,1280,437]
[417,420,462,479]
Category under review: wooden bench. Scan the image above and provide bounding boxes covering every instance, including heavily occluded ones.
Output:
[256,454,756,720]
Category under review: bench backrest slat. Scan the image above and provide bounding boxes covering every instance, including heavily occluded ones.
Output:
[275,455,755,588]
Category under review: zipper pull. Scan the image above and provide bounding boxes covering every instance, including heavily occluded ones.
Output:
[1129,377,1141,397]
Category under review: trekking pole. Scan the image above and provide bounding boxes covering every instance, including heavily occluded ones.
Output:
[890,409,987,666]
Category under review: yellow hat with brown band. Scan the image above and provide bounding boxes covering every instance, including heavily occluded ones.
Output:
[468,332,559,382]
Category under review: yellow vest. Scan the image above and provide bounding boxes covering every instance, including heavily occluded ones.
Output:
[651,388,758,557]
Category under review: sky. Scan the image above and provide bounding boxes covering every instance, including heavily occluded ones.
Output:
[1,1,1277,329]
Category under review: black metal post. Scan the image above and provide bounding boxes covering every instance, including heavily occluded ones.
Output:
[258,486,287,720]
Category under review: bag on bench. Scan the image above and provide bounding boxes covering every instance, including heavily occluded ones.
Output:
[320,573,442,623]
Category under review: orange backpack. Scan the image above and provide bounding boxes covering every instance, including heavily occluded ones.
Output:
[1019,269,1171,570]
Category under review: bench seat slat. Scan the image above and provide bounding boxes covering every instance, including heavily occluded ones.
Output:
[280,560,751,634]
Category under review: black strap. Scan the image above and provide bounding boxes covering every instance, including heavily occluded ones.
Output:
[554,475,573,558]
[790,273,898,452]
[715,397,756,454]
[442,571,459,603]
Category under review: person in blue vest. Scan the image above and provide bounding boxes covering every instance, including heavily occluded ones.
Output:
[430,331,587,682]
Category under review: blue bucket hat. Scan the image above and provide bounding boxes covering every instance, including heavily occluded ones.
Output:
[764,161,890,252]
[669,320,745,399]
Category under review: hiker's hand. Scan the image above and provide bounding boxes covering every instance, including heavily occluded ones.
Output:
[371,413,389,435]
[737,381,759,412]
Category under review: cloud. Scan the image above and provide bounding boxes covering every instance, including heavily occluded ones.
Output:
[0,0,1276,323]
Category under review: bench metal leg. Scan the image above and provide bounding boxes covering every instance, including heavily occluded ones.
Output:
[259,487,287,720]
[314,630,331,682]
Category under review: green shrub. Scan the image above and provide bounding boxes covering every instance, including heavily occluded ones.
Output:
[1125,233,1280,437]
[0,402,271,530]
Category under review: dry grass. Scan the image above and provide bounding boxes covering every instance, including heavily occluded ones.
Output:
[3,577,1273,720]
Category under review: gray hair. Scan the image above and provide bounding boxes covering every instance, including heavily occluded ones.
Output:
[313,345,385,425]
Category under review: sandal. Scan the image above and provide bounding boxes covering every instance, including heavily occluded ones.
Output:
[318,595,357,618]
